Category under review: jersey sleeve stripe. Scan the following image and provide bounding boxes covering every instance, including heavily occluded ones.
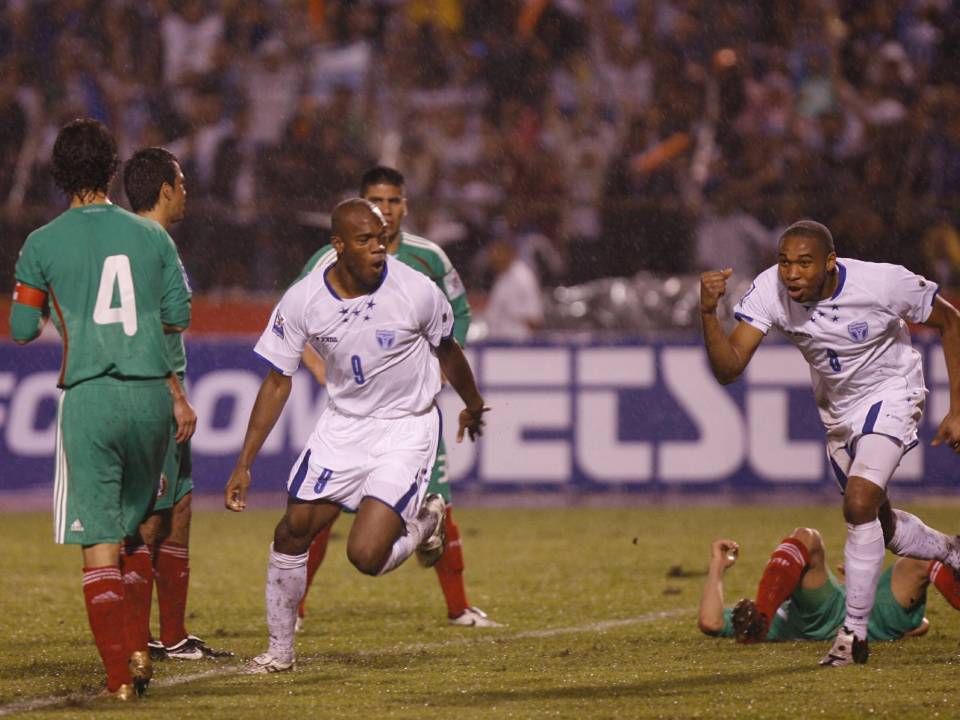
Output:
[12,282,47,308]
[252,350,291,377]
[734,312,754,323]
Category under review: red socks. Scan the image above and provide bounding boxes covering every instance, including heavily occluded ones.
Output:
[296,512,472,621]
[121,542,153,656]
[434,510,469,619]
[82,566,131,691]
[155,540,190,647]
[929,561,960,610]
[298,525,332,619]
[755,537,810,621]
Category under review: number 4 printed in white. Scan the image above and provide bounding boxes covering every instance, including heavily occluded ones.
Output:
[93,255,138,336]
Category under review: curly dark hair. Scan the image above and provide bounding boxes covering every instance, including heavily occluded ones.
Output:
[123,147,179,213]
[51,118,119,198]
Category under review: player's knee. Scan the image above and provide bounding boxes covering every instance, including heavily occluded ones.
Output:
[790,527,821,554]
[347,543,387,576]
[843,494,878,524]
[274,517,313,555]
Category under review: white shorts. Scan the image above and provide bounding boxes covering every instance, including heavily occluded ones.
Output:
[286,405,441,524]
[825,389,924,493]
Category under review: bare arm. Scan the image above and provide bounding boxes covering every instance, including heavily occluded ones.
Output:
[436,336,488,442]
[301,344,327,384]
[166,374,196,444]
[923,294,960,450]
[224,370,293,511]
[700,269,765,384]
[698,539,740,635]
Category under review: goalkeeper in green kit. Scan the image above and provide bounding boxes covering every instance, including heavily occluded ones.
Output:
[294,166,500,629]
[9,119,194,701]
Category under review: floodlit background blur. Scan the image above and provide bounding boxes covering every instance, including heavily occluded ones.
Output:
[2,0,960,494]
[0,0,958,307]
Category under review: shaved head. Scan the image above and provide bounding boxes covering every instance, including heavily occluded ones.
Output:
[332,198,383,238]
[779,220,835,255]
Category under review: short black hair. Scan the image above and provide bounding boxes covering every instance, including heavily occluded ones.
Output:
[360,165,405,195]
[51,118,119,198]
[124,147,180,213]
[779,220,835,255]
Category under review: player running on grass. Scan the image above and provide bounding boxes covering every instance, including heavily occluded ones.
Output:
[293,166,500,629]
[698,528,960,643]
[224,199,490,673]
[10,119,194,700]
[700,220,960,666]
[123,147,232,662]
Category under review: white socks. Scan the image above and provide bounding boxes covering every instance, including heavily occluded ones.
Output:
[265,544,308,664]
[888,509,960,570]
[843,519,885,641]
[376,512,436,576]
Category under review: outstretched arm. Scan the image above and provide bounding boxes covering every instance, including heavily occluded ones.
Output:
[436,337,488,442]
[698,539,740,635]
[923,295,960,451]
[700,269,765,384]
[225,369,292,511]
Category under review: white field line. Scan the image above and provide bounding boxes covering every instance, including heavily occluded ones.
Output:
[0,608,693,716]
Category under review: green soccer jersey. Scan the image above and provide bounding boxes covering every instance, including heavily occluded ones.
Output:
[14,203,192,388]
[717,566,926,642]
[296,231,471,346]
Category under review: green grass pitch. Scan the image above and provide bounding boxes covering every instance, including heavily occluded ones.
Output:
[1,503,958,719]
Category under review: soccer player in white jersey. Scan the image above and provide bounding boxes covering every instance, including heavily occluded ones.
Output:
[699,220,960,667]
[224,199,489,673]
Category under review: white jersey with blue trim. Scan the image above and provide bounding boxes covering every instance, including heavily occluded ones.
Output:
[733,258,939,421]
[255,255,454,419]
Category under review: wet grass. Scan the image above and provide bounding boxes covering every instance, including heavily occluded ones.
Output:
[1,503,958,719]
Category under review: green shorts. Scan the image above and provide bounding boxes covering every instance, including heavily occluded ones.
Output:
[54,377,171,545]
[781,567,925,641]
[153,431,193,512]
[426,435,451,503]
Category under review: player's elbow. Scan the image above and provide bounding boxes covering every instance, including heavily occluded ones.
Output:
[713,368,742,385]
[698,615,723,636]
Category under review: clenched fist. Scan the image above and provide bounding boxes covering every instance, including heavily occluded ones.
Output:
[700,268,734,315]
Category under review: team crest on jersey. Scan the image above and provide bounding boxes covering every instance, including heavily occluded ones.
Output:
[847,321,869,341]
[272,312,285,339]
[376,329,396,349]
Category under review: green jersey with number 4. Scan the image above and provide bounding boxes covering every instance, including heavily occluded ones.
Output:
[14,204,192,388]
[297,231,471,345]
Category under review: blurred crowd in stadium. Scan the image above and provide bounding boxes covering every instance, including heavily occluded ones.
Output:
[0,0,959,299]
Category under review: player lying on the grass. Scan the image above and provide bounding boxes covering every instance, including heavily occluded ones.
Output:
[294,166,499,630]
[698,528,960,643]
[224,199,490,674]
[123,147,232,662]
[700,220,960,666]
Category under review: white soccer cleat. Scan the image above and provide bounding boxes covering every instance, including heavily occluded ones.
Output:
[295,617,304,634]
[244,652,295,674]
[449,606,503,628]
[819,626,869,667]
[415,494,446,567]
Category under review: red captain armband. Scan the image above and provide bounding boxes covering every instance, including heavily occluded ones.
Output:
[13,282,47,309]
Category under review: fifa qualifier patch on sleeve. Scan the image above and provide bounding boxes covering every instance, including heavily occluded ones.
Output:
[272,312,286,339]
[443,269,466,298]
